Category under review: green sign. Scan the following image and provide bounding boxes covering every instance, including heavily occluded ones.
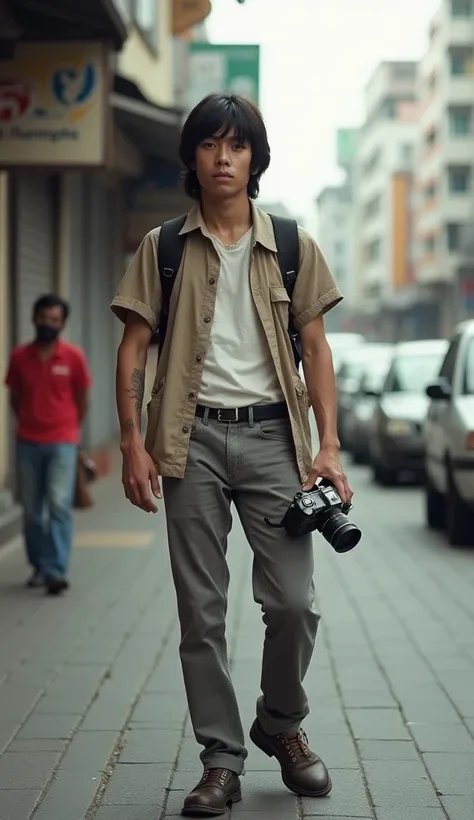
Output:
[336,128,359,166]
[186,43,260,113]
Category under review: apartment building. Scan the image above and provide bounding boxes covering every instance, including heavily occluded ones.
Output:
[414,0,474,336]
[353,62,422,340]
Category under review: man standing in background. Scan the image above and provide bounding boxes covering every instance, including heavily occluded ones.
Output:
[4,294,92,595]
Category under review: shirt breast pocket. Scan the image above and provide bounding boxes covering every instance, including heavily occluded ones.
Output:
[269,286,291,328]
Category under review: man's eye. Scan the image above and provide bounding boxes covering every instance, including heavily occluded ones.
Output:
[202,141,215,148]
[233,143,245,150]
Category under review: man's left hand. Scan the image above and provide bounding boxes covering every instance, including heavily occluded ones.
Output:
[303,446,353,504]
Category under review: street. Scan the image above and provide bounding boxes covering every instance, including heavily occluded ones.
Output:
[0,455,473,820]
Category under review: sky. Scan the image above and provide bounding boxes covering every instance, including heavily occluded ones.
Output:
[206,0,440,227]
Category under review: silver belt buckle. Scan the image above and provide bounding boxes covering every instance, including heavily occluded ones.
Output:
[217,408,239,422]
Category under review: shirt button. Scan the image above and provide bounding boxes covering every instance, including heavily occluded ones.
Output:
[182,426,189,434]
[196,355,202,362]
[189,392,195,399]
[209,277,215,285]
[204,316,211,323]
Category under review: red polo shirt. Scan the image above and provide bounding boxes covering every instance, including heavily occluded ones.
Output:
[5,340,92,444]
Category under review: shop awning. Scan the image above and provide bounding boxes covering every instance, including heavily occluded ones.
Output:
[4,0,127,48]
[112,75,183,165]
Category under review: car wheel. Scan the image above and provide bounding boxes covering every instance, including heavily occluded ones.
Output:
[372,461,397,486]
[446,467,474,547]
[425,475,445,530]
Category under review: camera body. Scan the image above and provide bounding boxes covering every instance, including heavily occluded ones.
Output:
[280,479,361,553]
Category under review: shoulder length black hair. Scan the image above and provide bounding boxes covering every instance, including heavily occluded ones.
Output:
[179,92,271,200]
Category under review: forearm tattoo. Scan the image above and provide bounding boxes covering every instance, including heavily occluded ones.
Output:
[125,367,145,431]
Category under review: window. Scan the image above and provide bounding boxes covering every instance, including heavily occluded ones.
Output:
[449,107,472,136]
[447,223,462,251]
[425,181,437,201]
[364,194,381,220]
[425,127,438,148]
[451,0,473,16]
[450,48,473,76]
[448,165,470,192]
[464,338,474,394]
[134,0,158,49]
[387,352,446,393]
[439,336,461,385]
[424,235,437,255]
[400,143,413,166]
[366,239,381,262]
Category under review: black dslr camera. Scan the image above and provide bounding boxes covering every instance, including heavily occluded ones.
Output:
[265,479,361,554]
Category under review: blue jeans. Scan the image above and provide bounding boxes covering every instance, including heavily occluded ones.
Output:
[16,440,78,579]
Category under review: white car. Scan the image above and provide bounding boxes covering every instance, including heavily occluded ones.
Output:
[424,320,474,546]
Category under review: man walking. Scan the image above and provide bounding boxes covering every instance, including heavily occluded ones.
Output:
[112,93,352,815]
[5,294,91,595]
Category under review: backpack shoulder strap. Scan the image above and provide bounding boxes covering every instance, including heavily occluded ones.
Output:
[268,214,300,297]
[268,214,302,369]
[157,215,188,302]
[155,215,187,350]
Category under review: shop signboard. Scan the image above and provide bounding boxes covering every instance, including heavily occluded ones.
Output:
[0,42,109,167]
[186,43,260,113]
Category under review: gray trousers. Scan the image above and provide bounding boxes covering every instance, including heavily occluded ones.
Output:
[162,412,320,775]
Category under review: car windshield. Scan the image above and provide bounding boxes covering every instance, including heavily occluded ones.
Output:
[465,338,474,395]
[362,361,391,393]
[389,352,444,393]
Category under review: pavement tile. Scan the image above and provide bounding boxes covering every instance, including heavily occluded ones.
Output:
[100,763,171,805]
[31,768,103,819]
[357,740,419,761]
[59,729,118,772]
[363,759,441,807]
[408,721,474,754]
[15,712,81,741]
[230,771,298,815]
[440,795,474,820]
[7,738,67,753]
[120,728,182,764]
[345,709,410,741]
[422,752,474,795]
[95,808,161,820]
[0,789,41,820]
[0,750,60,789]
[301,769,371,817]
[374,809,445,819]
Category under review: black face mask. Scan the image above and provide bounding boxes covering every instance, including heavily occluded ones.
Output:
[35,324,60,344]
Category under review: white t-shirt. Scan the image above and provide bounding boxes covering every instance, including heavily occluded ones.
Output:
[198,229,284,408]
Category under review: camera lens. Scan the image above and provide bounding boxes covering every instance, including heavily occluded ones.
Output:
[320,511,361,554]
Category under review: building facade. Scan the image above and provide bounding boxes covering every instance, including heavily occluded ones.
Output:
[414,0,474,337]
[352,62,421,340]
[0,0,210,548]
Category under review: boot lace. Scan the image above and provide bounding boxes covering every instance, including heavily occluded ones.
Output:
[198,768,229,789]
[277,730,312,764]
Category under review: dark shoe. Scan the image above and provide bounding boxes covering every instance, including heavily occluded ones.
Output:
[250,719,332,798]
[181,768,242,817]
[26,571,45,588]
[45,577,69,596]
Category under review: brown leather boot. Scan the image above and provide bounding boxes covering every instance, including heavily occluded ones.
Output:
[250,719,332,798]
[181,768,242,816]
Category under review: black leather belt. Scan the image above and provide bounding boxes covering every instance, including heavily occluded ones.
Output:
[195,402,289,423]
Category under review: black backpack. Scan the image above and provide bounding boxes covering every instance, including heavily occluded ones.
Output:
[156,213,302,368]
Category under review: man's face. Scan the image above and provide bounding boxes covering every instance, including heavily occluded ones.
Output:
[194,129,253,199]
[34,306,65,339]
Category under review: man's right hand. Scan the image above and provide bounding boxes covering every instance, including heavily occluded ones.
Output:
[121,443,161,513]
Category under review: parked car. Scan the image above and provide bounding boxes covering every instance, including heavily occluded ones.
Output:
[344,349,395,464]
[424,320,474,546]
[336,343,393,449]
[326,332,366,373]
[369,339,449,485]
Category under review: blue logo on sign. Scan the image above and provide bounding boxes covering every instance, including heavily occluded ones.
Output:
[51,63,95,106]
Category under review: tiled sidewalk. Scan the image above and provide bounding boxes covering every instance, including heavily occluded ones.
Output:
[0,461,473,820]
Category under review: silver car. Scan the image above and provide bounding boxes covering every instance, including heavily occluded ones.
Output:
[344,351,395,464]
[369,339,449,485]
[336,343,393,449]
[424,320,474,546]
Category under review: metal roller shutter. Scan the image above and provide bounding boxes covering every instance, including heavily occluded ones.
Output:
[15,175,55,343]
